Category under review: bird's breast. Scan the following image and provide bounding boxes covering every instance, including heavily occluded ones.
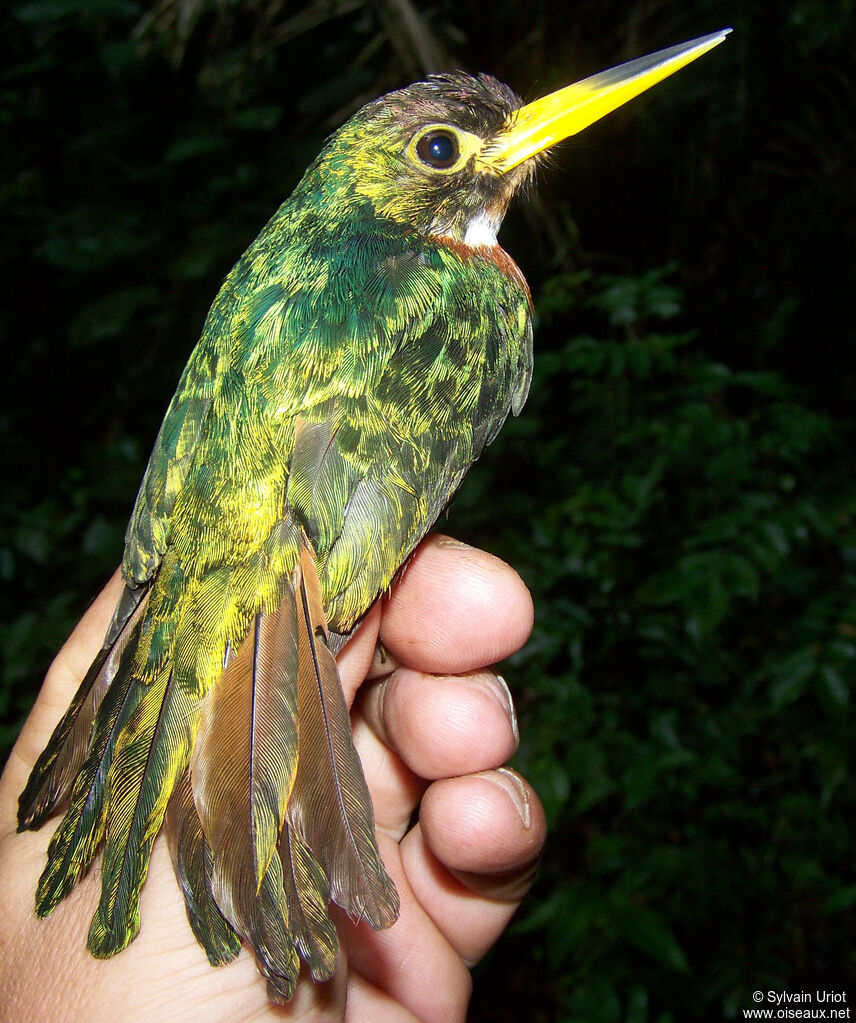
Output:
[427,232,532,311]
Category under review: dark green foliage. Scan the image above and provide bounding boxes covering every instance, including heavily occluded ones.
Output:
[460,269,856,1019]
[2,0,854,1019]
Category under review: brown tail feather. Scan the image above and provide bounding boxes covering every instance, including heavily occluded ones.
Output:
[286,541,399,929]
[164,768,241,966]
[191,598,301,994]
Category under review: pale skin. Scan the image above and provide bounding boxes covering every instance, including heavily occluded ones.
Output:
[0,533,546,1023]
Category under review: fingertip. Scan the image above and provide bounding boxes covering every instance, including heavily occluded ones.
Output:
[419,770,546,880]
[377,669,519,780]
[400,770,546,966]
[380,535,534,673]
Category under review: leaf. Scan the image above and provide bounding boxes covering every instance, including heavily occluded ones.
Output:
[233,105,283,131]
[613,901,689,973]
[824,885,856,914]
[819,663,848,708]
[625,986,650,1023]
[69,288,158,349]
[768,647,817,709]
[164,135,230,163]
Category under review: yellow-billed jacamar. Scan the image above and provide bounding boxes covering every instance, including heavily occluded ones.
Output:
[18,30,729,1001]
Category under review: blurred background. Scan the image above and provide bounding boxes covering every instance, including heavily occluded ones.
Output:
[2,0,855,1018]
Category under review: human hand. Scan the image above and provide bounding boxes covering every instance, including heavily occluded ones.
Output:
[0,534,545,1022]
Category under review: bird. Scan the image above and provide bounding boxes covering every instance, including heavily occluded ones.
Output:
[17,30,729,1002]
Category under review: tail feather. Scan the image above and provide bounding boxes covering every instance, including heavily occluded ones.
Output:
[255,868,300,1003]
[35,648,146,915]
[191,598,301,995]
[164,768,241,966]
[18,583,148,831]
[88,666,198,957]
[278,824,338,981]
[26,534,399,997]
[287,541,399,929]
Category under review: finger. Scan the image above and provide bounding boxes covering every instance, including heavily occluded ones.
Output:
[364,642,402,682]
[353,667,519,839]
[344,973,423,1023]
[335,601,382,704]
[361,669,518,783]
[401,769,546,966]
[380,535,534,674]
[334,604,431,845]
[338,838,473,1023]
[354,534,533,834]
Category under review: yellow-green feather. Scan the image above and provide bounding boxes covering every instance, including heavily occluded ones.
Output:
[88,663,197,956]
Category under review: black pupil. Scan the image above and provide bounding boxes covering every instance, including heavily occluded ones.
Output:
[417,131,458,169]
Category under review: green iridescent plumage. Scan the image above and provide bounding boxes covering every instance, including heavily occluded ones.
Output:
[17,31,728,1002]
[20,72,533,999]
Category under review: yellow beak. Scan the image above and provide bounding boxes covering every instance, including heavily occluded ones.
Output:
[481,29,731,173]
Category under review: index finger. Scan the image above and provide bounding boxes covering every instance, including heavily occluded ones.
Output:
[378,534,534,673]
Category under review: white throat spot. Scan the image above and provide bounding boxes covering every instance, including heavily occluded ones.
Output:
[463,213,498,248]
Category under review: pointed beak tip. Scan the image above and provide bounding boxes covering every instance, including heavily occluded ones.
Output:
[486,28,732,174]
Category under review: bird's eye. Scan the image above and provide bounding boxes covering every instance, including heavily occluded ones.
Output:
[415,130,460,170]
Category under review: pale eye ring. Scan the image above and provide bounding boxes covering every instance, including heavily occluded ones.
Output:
[415,129,460,169]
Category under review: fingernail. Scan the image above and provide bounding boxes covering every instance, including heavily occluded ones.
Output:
[492,674,519,744]
[476,767,531,829]
[434,535,472,550]
[471,673,518,744]
[365,640,401,680]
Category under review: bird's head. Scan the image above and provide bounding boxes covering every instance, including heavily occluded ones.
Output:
[299,30,730,245]
[328,73,531,245]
